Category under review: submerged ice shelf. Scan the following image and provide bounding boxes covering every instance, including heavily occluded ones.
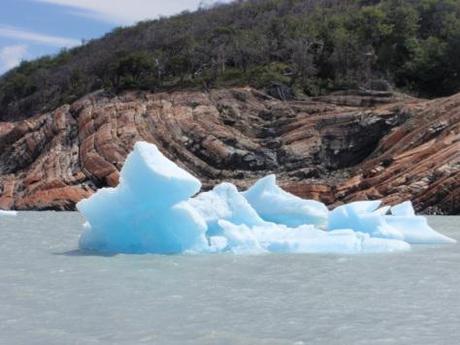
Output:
[77,142,455,254]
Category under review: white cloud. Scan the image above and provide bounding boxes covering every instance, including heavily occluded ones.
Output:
[0,45,28,73]
[0,25,80,48]
[35,0,231,25]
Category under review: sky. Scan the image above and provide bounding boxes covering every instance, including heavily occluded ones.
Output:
[0,0,229,75]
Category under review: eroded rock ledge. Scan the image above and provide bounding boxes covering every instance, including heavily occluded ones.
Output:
[0,87,458,214]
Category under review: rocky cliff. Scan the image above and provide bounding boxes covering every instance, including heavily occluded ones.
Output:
[0,87,458,214]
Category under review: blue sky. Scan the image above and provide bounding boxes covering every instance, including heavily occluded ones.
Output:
[0,0,229,74]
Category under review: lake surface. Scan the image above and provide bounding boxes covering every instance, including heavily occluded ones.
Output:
[0,213,459,345]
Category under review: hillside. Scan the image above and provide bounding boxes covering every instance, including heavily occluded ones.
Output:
[1,0,460,121]
[0,87,458,213]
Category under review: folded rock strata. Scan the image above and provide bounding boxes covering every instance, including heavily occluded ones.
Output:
[0,87,458,213]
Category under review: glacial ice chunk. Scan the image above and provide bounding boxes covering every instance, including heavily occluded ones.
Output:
[329,200,455,244]
[386,201,455,244]
[328,201,404,240]
[243,175,329,227]
[214,220,410,254]
[391,201,415,216]
[187,182,266,236]
[120,141,201,206]
[77,141,455,255]
[385,215,455,244]
[194,191,411,254]
[0,210,18,217]
[78,142,208,254]
[217,220,266,254]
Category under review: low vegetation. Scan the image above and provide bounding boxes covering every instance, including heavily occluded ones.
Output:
[1,0,459,120]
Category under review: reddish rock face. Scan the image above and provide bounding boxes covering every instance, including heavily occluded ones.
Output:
[0,87,458,214]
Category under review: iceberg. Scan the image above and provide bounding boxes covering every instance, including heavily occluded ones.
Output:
[328,200,455,244]
[0,210,18,217]
[328,201,404,240]
[215,220,410,254]
[390,201,415,216]
[386,202,455,244]
[187,182,267,236]
[78,142,208,254]
[243,175,329,227]
[77,141,455,255]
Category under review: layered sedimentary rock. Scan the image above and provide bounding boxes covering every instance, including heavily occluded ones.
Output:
[0,87,458,214]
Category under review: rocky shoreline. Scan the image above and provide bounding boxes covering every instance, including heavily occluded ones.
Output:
[0,87,458,214]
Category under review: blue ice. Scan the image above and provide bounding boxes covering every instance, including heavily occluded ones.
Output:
[328,200,455,244]
[243,175,329,227]
[77,142,455,254]
[78,142,208,254]
[187,182,267,236]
